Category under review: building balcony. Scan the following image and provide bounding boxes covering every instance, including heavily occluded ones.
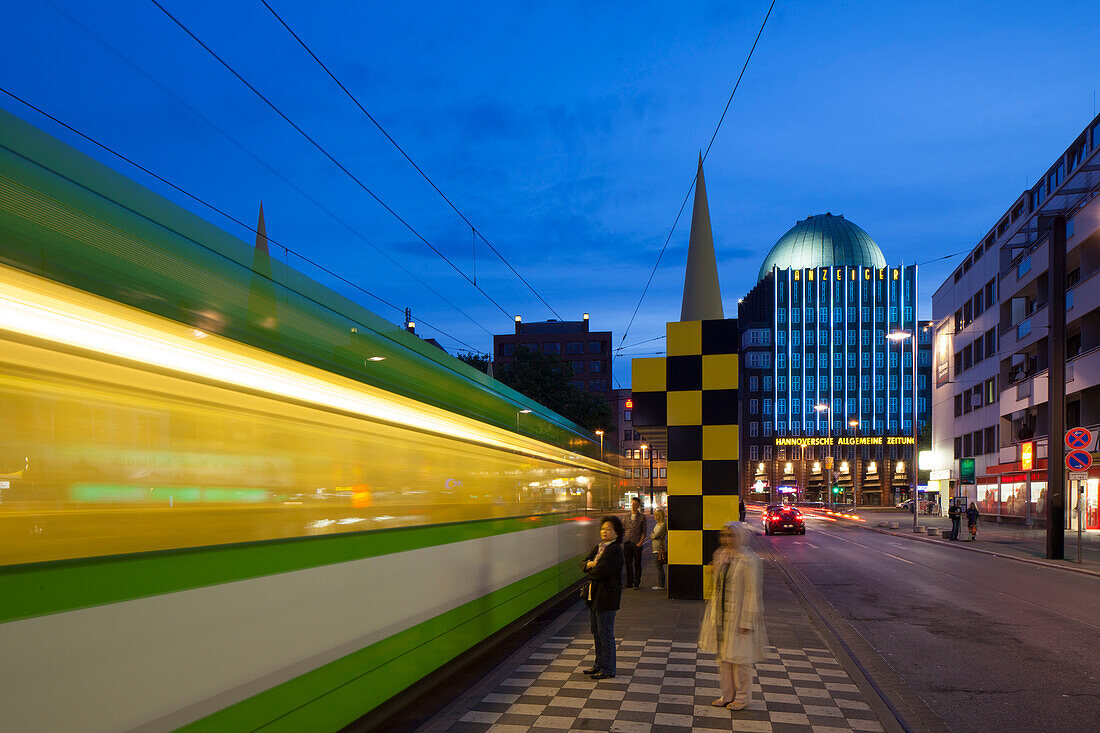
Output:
[999,343,1100,417]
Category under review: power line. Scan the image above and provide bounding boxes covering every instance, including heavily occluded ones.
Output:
[613,334,666,353]
[39,0,493,342]
[0,86,481,353]
[616,0,777,353]
[149,0,515,320]
[257,0,564,321]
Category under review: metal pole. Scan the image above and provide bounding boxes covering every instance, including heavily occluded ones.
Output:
[1043,215,1066,559]
[912,327,919,533]
[1077,483,1083,564]
[648,445,655,514]
[825,409,831,509]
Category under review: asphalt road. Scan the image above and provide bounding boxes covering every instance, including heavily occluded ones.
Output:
[757,513,1100,732]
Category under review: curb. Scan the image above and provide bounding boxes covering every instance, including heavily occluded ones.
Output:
[842,520,1100,579]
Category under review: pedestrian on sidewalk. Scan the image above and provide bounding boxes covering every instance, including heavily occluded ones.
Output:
[581,516,624,680]
[622,497,646,589]
[698,522,767,711]
[650,508,667,591]
[966,502,980,541]
[739,496,747,522]
[948,500,962,540]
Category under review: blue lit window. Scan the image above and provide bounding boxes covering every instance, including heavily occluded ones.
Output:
[875,420,884,432]
[890,374,898,390]
[777,376,786,391]
[792,375,800,390]
[861,375,870,390]
[848,398,857,412]
[862,306,870,320]
[904,374,912,390]
[847,352,857,368]
[904,306,913,322]
[778,398,787,412]
[763,399,773,413]
[834,352,843,368]
[875,375,884,390]
[875,352,884,368]
[778,308,786,323]
[777,331,787,346]
[806,330,814,346]
[890,420,898,431]
[848,330,856,343]
[792,352,801,368]
[792,307,800,321]
[904,398,912,413]
[806,306,814,321]
[890,352,899,367]
[876,398,884,411]
[862,330,870,345]
[764,376,773,391]
[904,351,912,368]
[806,353,815,368]
[875,306,884,321]
[848,376,857,390]
[805,421,814,433]
[862,353,870,368]
[820,329,828,342]
[834,375,843,390]
[778,353,786,368]
[890,397,898,412]
[792,330,800,346]
[764,422,773,436]
[862,397,870,411]
[890,306,898,321]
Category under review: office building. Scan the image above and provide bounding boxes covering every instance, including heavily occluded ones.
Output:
[493,314,611,401]
[739,214,932,507]
[614,388,667,509]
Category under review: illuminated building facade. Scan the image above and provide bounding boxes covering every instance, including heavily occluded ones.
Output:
[739,214,932,506]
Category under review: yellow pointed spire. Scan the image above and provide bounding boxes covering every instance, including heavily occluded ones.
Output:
[680,154,723,321]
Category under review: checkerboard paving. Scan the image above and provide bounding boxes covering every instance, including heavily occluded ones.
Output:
[443,636,885,733]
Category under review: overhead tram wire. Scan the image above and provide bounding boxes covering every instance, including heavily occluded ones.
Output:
[37,0,494,342]
[0,87,481,353]
[257,0,564,321]
[149,0,515,321]
[614,0,777,358]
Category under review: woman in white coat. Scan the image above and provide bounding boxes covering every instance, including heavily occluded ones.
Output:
[698,521,767,710]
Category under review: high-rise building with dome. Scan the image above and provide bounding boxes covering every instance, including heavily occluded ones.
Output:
[738,214,932,507]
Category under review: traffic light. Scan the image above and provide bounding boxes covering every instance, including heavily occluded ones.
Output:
[832,486,841,494]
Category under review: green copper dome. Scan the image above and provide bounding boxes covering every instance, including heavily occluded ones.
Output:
[758,213,886,281]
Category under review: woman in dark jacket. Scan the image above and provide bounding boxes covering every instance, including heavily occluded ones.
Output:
[581,515,624,680]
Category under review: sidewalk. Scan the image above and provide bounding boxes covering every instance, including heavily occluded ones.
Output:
[418,543,894,733]
[848,508,1100,573]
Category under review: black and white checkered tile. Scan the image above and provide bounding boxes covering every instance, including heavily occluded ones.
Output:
[445,636,885,733]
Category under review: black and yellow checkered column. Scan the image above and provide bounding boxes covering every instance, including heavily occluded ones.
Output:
[631,317,738,600]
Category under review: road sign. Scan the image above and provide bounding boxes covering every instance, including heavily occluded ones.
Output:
[1065,427,1092,450]
[1065,451,1093,472]
[1069,471,1089,481]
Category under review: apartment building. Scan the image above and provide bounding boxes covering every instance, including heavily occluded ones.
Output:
[931,113,1100,529]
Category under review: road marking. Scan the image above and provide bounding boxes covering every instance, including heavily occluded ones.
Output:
[805,542,819,549]
[791,528,1100,633]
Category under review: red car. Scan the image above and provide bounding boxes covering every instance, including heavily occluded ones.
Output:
[763,504,806,535]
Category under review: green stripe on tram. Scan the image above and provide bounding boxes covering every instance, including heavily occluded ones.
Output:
[0,513,571,623]
[178,550,585,730]
[178,553,586,733]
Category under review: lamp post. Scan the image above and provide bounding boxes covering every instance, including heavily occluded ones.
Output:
[887,329,918,532]
[516,408,532,431]
[849,419,859,507]
[639,443,648,509]
[799,443,808,504]
[638,443,656,513]
[594,429,604,463]
[814,403,830,507]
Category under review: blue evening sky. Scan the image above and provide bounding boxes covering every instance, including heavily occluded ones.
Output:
[2,1,1097,386]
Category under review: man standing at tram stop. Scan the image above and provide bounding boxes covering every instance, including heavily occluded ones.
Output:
[948,500,962,541]
[622,497,647,589]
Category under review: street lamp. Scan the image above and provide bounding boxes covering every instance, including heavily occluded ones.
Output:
[639,443,655,513]
[594,429,604,463]
[517,408,532,430]
[849,419,859,507]
[814,403,830,508]
[887,329,918,532]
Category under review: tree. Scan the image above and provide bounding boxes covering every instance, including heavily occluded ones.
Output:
[455,351,490,374]
[496,346,614,434]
